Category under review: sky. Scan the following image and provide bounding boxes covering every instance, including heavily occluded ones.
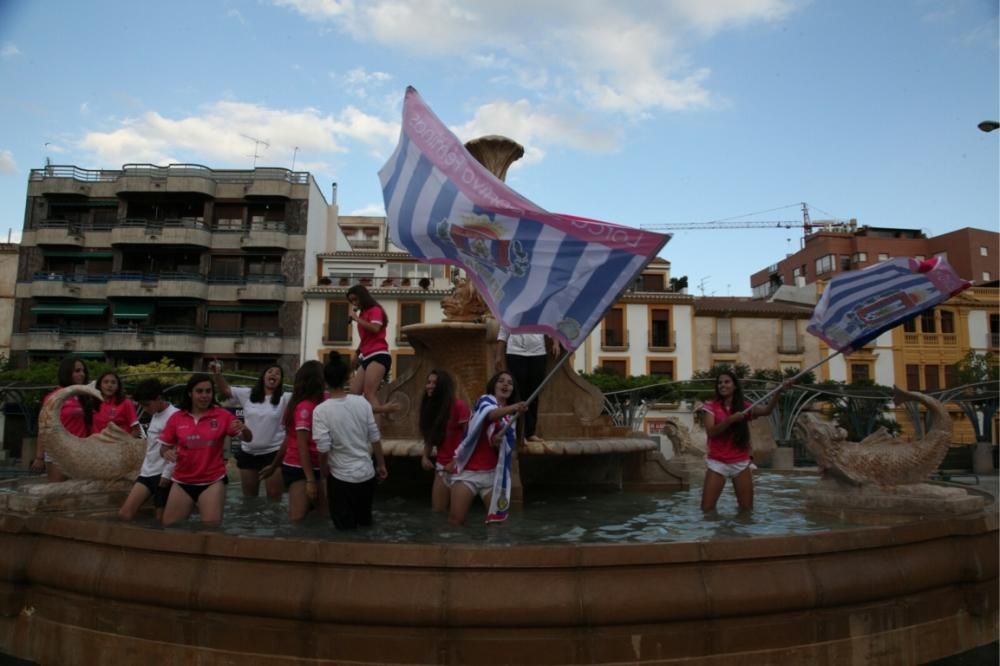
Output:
[0,0,996,296]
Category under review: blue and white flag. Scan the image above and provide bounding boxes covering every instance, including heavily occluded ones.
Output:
[807,256,971,353]
[451,393,517,523]
[379,87,670,351]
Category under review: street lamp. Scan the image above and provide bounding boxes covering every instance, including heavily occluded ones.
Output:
[978,120,999,133]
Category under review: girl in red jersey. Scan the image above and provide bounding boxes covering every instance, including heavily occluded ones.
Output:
[34,356,95,481]
[91,371,140,437]
[346,285,390,413]
[419,369,470,513]
[700,371,789,512]
[159,374,252,527]
[261,361,327,522]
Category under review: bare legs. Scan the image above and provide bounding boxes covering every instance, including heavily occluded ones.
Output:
[701,468,754,512]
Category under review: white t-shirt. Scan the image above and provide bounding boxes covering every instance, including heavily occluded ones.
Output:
[498,328,546,357]
[312,394,381,483]
[230,386,290,455]
[140,404,179,479]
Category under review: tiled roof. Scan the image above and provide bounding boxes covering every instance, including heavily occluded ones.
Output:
[694,297,814,317]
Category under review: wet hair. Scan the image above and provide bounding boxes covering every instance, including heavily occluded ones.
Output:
[715,371,750,449]
[323,352,350,389]
[180,373,218,413]
[284,361,326,431]
[347,284,388,329]
[249,365,284,406]
[485,371,520,405]
[95,371,127,405]
[132,378,165,403]
[56,356,88,388]
[419,369,456,450]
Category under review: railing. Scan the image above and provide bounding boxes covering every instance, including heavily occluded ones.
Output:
[31,272,110,283]
[110,271,205,282]
[203,328,284,338]
[206,274,287,285]
[30,163,310,185]
[777,338,805,354]
[711,333,740,353]
[648,330,676,351]
[601,330,629,351]
[120,217,207,229]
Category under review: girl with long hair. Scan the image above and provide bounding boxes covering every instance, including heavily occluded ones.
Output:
[260,361,327,522]
[346,285,390,413]
[35,356,95,481]
[159,374,252,527]
[700,371,789,512]
[419,369,470,512]
[213,363,290,499]
[445,371,527,526]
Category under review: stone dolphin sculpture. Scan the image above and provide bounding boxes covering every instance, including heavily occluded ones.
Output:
[37,384,145,480]
[800,385,951,487]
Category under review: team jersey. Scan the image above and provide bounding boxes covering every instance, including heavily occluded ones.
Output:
[434,399,471,466]
[42,387,89,438]
[356,305,389,358]
[701,399,754,464]
[157,406,236,484]
[282,397,321,470]
[92,398,139,434]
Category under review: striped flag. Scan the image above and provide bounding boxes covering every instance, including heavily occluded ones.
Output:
[379,87,670,351]
[807,256,971,353]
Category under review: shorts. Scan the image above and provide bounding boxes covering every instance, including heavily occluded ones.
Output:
[451,469,494,499]
[360,352,392,378]
[705,458,755,479]
[136,474,172,509]
[281,463,321,488]
[434,463,455,488]
[176,476,227,503]
[235,448,279,470]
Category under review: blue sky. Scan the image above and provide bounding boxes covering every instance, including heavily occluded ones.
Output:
[0,0,996,295]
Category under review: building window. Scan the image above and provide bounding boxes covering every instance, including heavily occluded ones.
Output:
[990,314,999,348]
[852,252,867,263]
[983,272,992,282]
[981,246,988,257]
[600,359,627,377]
[648,360,673,379]
[849,363,871,383]
[840,255,851,271]
[397,301,423,344]
[815,254,835,275]
[714,317,736,352]
[944,364,958,387]
[326,301,352,343]
[877,253,890,262]
[602,307,626,349]
[940,310,955,334]
[640,273,664,291]
[649,307,670,348]
[920,309,936,333]
[905,364,920,390]
[924,365,940,391]
[903,317,916,333]
[792,267,802,278]
[779,320,800,353]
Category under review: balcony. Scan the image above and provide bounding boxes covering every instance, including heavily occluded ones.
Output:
[115,164,217,197]
[240,221,289,249]
[203,329,290,355]
[648,330,676,352]
[28,272,110,299]
[777,337,805,355]
[107,271,208,299]
[35,220,86,246]
[601,330,629,352]
[711,333,740,353]
[11,327,105,353]
[111,218,211,247]
[103,326,204,353]
[237,275,287,301]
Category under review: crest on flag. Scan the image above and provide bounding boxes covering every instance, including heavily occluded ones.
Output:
[379,87,670,351]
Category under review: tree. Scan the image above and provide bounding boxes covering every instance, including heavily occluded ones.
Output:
[948,351,999,444]
[669,275,688,292]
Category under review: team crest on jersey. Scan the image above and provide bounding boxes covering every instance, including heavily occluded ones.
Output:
[209,419,218,430]
[436,215,529,277]
[299,408,309,418]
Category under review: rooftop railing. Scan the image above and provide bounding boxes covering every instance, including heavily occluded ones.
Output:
[30,163,310,185]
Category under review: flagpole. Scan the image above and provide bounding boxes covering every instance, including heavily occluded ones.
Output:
[744,348,844,412]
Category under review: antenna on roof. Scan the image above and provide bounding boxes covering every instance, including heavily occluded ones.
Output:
[240,133,270,168]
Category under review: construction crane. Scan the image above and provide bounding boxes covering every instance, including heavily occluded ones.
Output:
[640,203,853,236]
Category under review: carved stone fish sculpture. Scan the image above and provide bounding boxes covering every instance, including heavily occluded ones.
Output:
[37,384,145,480]
[801,386,951,487]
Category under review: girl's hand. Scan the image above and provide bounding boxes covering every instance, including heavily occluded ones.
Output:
[305,480,318,502]
[420,454,434,472]
[513,401,529,413]
[444,461,457,474]
[227,420,245,437]
[161,447,178,463]
[258,463,277,481]
[30,457,45,474]
[375,463,388,481]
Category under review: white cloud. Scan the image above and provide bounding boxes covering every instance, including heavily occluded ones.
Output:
[273,0,798,115]
[0,150,16,174]
[1,42,20,59]
[77,100,397,168]
[332,67,393,99]
[348,203,387,216]
[226,8,246,24]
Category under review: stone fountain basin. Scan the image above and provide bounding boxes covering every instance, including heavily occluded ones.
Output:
[0,492,995,665]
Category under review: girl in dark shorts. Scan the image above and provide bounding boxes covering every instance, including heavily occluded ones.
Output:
[159,374,252,527]
[212,363,290,500]
[119,378,180,522]
[260,361,327,522]
[346,285,391,413]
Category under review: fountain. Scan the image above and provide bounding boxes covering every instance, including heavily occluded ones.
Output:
[0,139,995,664]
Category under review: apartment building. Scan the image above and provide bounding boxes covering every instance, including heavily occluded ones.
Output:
[11,164,330,373]
[750,225,998,299]
[0,243,18,363]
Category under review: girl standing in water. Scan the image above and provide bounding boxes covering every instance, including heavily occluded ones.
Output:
[91,371,140,436]
[419,369,470,513]
[35,356,94,481]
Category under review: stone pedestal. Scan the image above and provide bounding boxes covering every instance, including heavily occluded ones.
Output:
[771,447,795,470]
[804,477,987,515]
[973,441,995,474]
